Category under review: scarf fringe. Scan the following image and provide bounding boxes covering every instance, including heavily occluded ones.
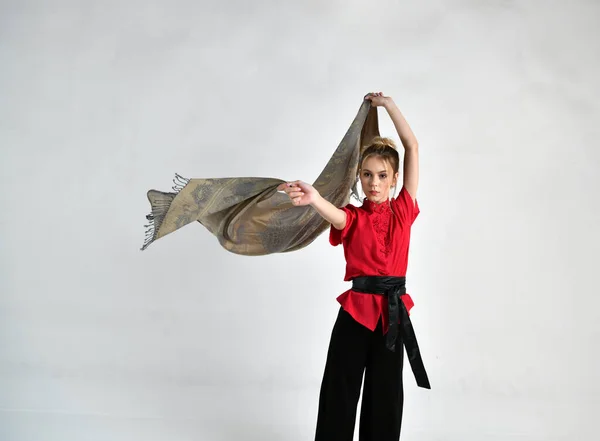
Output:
[140,173,190,251]
[172,173,190,192]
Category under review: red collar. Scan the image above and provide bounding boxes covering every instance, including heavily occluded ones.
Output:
[362,198,392,214]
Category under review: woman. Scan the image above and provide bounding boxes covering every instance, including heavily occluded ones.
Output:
[278,92,429,441]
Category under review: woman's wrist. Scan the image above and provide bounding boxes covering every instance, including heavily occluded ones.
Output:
[310,192,325,208]
[383,97,397,111]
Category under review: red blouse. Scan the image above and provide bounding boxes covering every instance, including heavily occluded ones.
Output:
[329,186,420,334]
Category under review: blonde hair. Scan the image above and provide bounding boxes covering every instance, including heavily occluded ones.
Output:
[359,136,400,174]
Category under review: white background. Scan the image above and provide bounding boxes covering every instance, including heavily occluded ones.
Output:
[1,0,599,440]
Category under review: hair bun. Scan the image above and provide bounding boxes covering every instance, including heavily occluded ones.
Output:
[369,136,397,150]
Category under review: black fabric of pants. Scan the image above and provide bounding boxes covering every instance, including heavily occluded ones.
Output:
[315,307,405,441]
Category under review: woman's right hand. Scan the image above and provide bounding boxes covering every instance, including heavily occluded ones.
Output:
[277,180,319,206]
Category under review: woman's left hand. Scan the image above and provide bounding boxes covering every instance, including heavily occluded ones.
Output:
[364,92,391,107]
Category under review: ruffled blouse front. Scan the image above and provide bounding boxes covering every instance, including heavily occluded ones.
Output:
[329,187,420,333]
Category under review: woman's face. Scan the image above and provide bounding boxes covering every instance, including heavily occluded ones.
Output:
[359,156,398,204]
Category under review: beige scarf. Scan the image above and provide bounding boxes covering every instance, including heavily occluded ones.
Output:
[141,98,380,255]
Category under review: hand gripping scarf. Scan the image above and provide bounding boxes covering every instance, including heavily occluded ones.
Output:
[141,98,380,255]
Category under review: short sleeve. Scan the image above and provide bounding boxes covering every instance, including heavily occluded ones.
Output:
[329,205,356,246]
[392,187,420,226]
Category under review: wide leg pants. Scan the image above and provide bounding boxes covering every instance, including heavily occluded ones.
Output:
[315,307,405,441]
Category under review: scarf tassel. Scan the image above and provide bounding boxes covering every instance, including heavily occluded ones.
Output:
[140,173,190,250]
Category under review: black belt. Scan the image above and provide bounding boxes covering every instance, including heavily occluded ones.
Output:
[352,276,431,389]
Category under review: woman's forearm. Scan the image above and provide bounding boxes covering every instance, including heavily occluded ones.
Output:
[311,194,347,230]
[384,99,419,149]
[384,98,419,199]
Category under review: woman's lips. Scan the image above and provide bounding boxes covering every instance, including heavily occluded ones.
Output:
[369,191,379,196]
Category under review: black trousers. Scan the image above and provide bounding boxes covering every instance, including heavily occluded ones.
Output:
[315,307,404,441]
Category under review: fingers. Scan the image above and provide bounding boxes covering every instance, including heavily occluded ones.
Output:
[278,181,300,191]
[364,92,385,105]
[286,187,304,197]
[284,184,302,193]
[288,190,304,198]
[284,180,303,190]
[278,181,305,199]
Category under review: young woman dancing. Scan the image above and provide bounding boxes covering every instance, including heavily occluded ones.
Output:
[278,92,430,441]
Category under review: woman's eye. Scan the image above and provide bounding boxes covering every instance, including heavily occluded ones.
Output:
[380,174,387,179]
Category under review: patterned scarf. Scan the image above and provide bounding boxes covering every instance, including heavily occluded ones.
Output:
[141,98,380,255]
